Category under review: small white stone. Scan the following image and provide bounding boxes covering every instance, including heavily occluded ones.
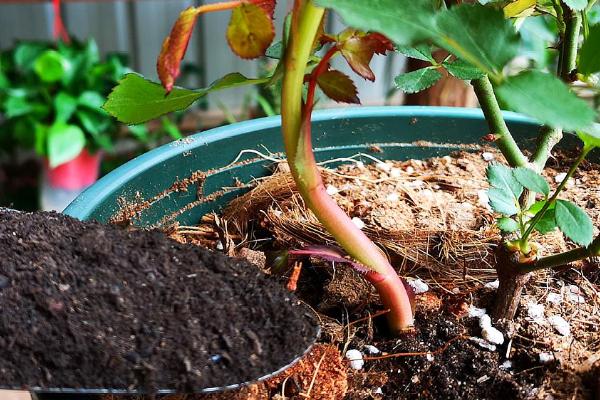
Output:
[554,172,567,183]
[411,375,420,383]
[548,315,570,336]
[408,278,429,294]
[421,189,434,200]
[58,284,70,292]
[547,292,562,304]
[469,337,497,351]
[485,279,499,290]
[374,387,383,395]
[478,189,492,209]
[363,345,380,355]
[468,306,487,318]
[355,161,365,169]
[482,152,495,161]
[527,303,545,321]
[406,179,425,189]
[482,325,504,345]
[405,166,415,174]
[216,241,224,250]
[499,360,513,370]
[426,353,434,362]
[452,287,460,294]
[346,349,364,370]
[477,375,490,383]
[565,285,585,303]
[376,162,391,172]
[326,184,338,195]
[390,168,402,178]
[386,192,400,202]
[539,352,555,364]
[479,314,492,329]
[351,217,365,230]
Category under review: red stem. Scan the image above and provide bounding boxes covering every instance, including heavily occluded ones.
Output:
[52,0,70,43]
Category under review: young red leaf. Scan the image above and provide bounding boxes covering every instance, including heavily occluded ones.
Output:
[249,0,276,19]
[317,70,360,104]
[157,7,201,93]
[226,2,275,59]
[338,29,394,81]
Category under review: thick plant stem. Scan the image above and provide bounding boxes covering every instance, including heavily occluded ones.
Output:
[521,235,600,273]
[492,247,531,321]
[471,76,528,168]
[531,126,563,172]
[558,4,581,82]
[281,0,414,333]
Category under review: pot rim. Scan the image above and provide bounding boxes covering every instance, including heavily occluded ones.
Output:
[64,106,535,220]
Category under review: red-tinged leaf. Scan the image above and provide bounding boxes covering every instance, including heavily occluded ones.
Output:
[317,70,360,104]
[227,2,275,59]
[338,29,394,81]
[248,0,276,19]
[157,7,200,93]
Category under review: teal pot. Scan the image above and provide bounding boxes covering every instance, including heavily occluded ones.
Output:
[65,106,588,225]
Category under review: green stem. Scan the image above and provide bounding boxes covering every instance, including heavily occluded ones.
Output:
[521,145,592,243]
[281,0,414,333]
[558,3,581,82]
[521,235,600,272]
[471,76,528,168]
[531,126,563,172]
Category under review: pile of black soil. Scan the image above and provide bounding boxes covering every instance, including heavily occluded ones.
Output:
[0,210,318,393]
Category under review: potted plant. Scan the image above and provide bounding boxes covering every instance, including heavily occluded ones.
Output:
[0,38,129,211]
[63,0,599,396]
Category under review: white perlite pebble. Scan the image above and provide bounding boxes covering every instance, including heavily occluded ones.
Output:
[482,152,495,161]
[374,387,383,395]
[479,314,492,329]
[346,349,364,370]
[408,278,429,294]
[363,345,380,355]
[527,302,545,321]
[326,184,339,195]
[478,189,492,209]
[554,172,567,183]
[386,192,400,202]
[469,337,497,351]
[376,162,391,172]
[426,353,434,362]
[539,352,555,364]
[548,315,570,336]
[482,325,504,345]
[405,166,415,174]
[546,292,563,304]
[499,360,513,370]
[351,217,365,230]
[390,168,402,178]
[468,306,487,318]
[485,279,499,290]
[565,285,585,303]
[355,161,365,169]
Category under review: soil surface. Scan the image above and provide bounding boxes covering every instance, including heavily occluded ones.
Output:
[0,210,318,393]
[165,146,599,399]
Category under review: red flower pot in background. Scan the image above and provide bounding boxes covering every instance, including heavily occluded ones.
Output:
[46,148,102,190]
[41,149,102,211]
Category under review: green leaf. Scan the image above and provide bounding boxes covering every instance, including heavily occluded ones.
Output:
[54,92,77,123]
[488,187,519,215]
[161,116,183,140]
[496,70,595,131]
[442,59,485,80]
[497,217,519,233]
[563,0,587,10]
[4,95,33,118]
[76,110,113,152]
[34,122,48,155]
[265,40,283,59]
[104,73,268,124]
[33,50,71,83]
[127,124,150,143]
[486,163,523,198]
[579,24,600,75]
[14,42,47,71]
[394,68,442,94]
[534,207,558,234]
[435,4,520,77]
[555,200,594,246]
[512,167,550,196]
[316,0,438,46]
[78,91,106,111]
[396,44,435,62]
[576,123,600,148]
[47,122,86,168]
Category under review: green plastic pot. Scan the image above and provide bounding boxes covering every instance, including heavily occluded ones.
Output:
[64,106,586,226]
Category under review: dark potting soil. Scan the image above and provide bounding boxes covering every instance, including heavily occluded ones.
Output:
[0,210,318,393]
